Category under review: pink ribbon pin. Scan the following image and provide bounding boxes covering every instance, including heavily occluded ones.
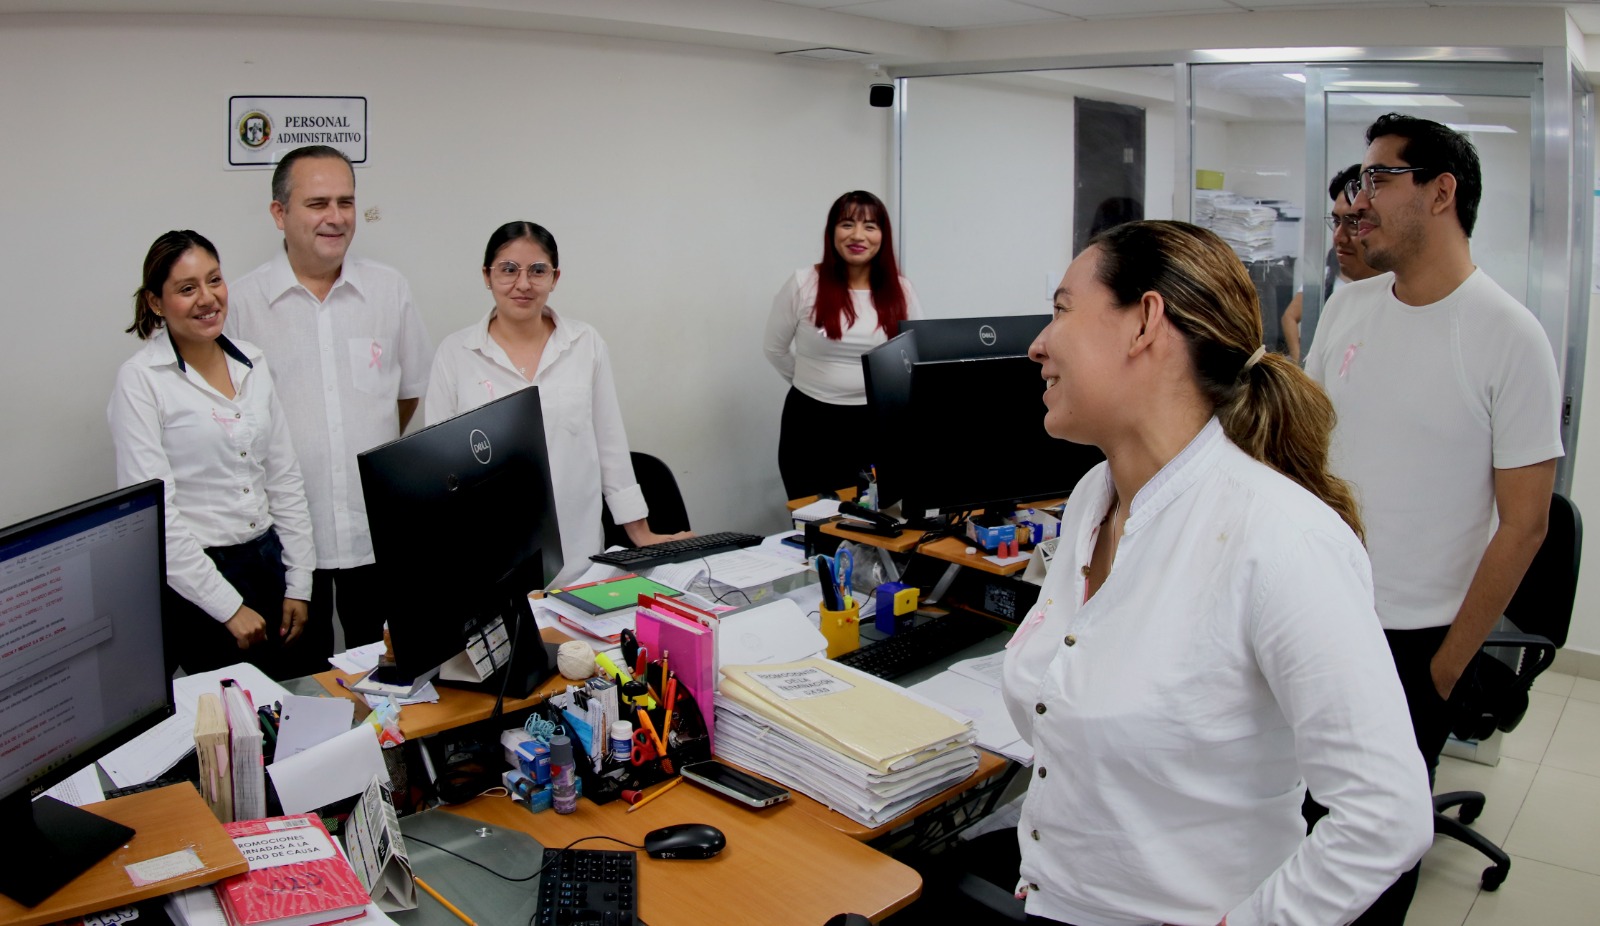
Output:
[480,380,497,400]
[1339,343,1359,378]
[211,409,237,432]
[369,340,383,369]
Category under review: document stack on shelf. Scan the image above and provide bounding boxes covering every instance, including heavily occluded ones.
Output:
[714,658,978,827]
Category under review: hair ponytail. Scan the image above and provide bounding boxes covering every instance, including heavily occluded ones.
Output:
[1220,352,1363,541]
[1090,220,1363,541]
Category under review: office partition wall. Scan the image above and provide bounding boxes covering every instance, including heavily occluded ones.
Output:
[890,48,1593,494]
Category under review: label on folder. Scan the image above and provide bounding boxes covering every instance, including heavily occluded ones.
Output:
[746,666,855,701]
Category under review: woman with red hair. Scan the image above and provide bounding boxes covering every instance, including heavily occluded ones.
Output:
[763,191,922,499]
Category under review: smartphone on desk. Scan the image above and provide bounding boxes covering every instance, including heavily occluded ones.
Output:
[679,760,791,808]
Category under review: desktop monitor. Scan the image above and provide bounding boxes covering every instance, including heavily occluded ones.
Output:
[899,314,1049,361]
[0,480,173,907]
[860,331,919,511]
[884,355,1102,520]
[358,386,562,698]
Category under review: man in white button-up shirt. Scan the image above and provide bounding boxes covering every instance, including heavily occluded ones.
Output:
[226,146,433,654]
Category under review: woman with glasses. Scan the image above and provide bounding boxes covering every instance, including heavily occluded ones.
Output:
[1002,220,1430,925]
[763,190,922,499]
[425,221,687,586]
[108,230,317,679]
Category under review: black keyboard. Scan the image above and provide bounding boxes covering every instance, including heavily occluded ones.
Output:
[589,531,764,569]
[534,847,637,926]
[834,613,1004,680]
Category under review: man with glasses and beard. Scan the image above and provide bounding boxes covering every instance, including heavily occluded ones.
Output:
[1305,113,1562,922]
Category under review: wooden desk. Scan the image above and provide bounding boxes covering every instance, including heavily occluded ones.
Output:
[0,785,248,926]
[436,786,921,924]
[314,628,573,739]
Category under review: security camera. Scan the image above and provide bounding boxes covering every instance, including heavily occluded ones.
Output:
[869,82,894,108]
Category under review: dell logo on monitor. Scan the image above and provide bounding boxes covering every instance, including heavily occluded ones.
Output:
[978,325,998,347]
[469,429,493,464]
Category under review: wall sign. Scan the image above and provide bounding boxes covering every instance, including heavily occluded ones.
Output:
[228,95,368,169]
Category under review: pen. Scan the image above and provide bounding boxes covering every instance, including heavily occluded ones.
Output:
[662,676,678,744]
[415,877,477,926]
[624,776,682,814]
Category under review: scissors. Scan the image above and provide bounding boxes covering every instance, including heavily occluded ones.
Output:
[631,726,657,766]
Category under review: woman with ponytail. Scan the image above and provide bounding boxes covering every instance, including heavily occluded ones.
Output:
[763,191,922,498]
[999,221,1430,926]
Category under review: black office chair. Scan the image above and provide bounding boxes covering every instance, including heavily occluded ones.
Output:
[600,452,692,549]
[1434,492,1581,891]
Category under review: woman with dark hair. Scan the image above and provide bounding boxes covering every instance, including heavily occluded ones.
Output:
[425,221,686,587]
[108,230,316,679]
[763,191,922,499]
[1001,221,1431,926]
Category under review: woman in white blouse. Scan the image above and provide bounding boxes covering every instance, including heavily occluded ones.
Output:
[763,191,922,499]
[425,221,687,588]
[1002,221,1431,926]
[108,230,316,680]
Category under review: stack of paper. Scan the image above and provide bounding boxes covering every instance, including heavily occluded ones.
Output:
[715,658,978,827]
[908,653,1033,764]
[223,681,265,821]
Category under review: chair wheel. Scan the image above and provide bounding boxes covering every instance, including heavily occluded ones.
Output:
[1481,865,1508,891]
[1458,797,1486,824]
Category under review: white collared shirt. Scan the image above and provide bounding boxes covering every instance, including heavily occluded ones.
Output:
[224,252,434,569]
[763,267,923,405]
[424,307,648,588]
[107,331,315,622]
[1001,419,1431,926]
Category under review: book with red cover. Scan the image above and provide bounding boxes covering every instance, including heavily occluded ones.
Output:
[215,813,369,926]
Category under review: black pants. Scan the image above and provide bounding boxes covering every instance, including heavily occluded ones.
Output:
[163,527,313,681]
[777,387,873,500]
[307,563,388,651]
[1305,624,1452,925]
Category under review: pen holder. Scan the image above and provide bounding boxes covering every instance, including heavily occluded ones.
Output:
[819,601,861,658]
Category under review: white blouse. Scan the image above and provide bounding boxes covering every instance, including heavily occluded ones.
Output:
[108,331,315,622]
[1001,419,1431,926]
[424,307,647,588]
[762,266,922,405]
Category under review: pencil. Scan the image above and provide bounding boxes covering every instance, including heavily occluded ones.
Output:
[415,876,477,926]
[625,776,683,813]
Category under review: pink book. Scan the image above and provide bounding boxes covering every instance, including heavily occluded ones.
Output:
[636,595,717,751]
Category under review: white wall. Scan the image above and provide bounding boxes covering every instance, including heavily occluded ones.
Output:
[899,74,1177,318]
[0,13,893,535]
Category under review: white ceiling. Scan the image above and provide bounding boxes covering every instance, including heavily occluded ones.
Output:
[773,0,1600,31]
[1,0,1596,61]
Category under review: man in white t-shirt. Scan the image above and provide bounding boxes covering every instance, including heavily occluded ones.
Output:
[1306,114,1563,923]
[225,146,433,656]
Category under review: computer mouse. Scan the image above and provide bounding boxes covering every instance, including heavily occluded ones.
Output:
[643,823,726,859]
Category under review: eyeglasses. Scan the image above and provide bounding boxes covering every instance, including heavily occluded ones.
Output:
[490,260,553,284]
[1345,166,1430,204]
[1325,214,1361,233]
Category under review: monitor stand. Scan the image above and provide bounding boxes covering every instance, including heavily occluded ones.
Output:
[0,794,135,908]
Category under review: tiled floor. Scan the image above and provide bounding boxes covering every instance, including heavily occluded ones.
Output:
[1411,671,1600,926]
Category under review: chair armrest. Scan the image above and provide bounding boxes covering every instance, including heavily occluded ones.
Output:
[1482,632,1557,685]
